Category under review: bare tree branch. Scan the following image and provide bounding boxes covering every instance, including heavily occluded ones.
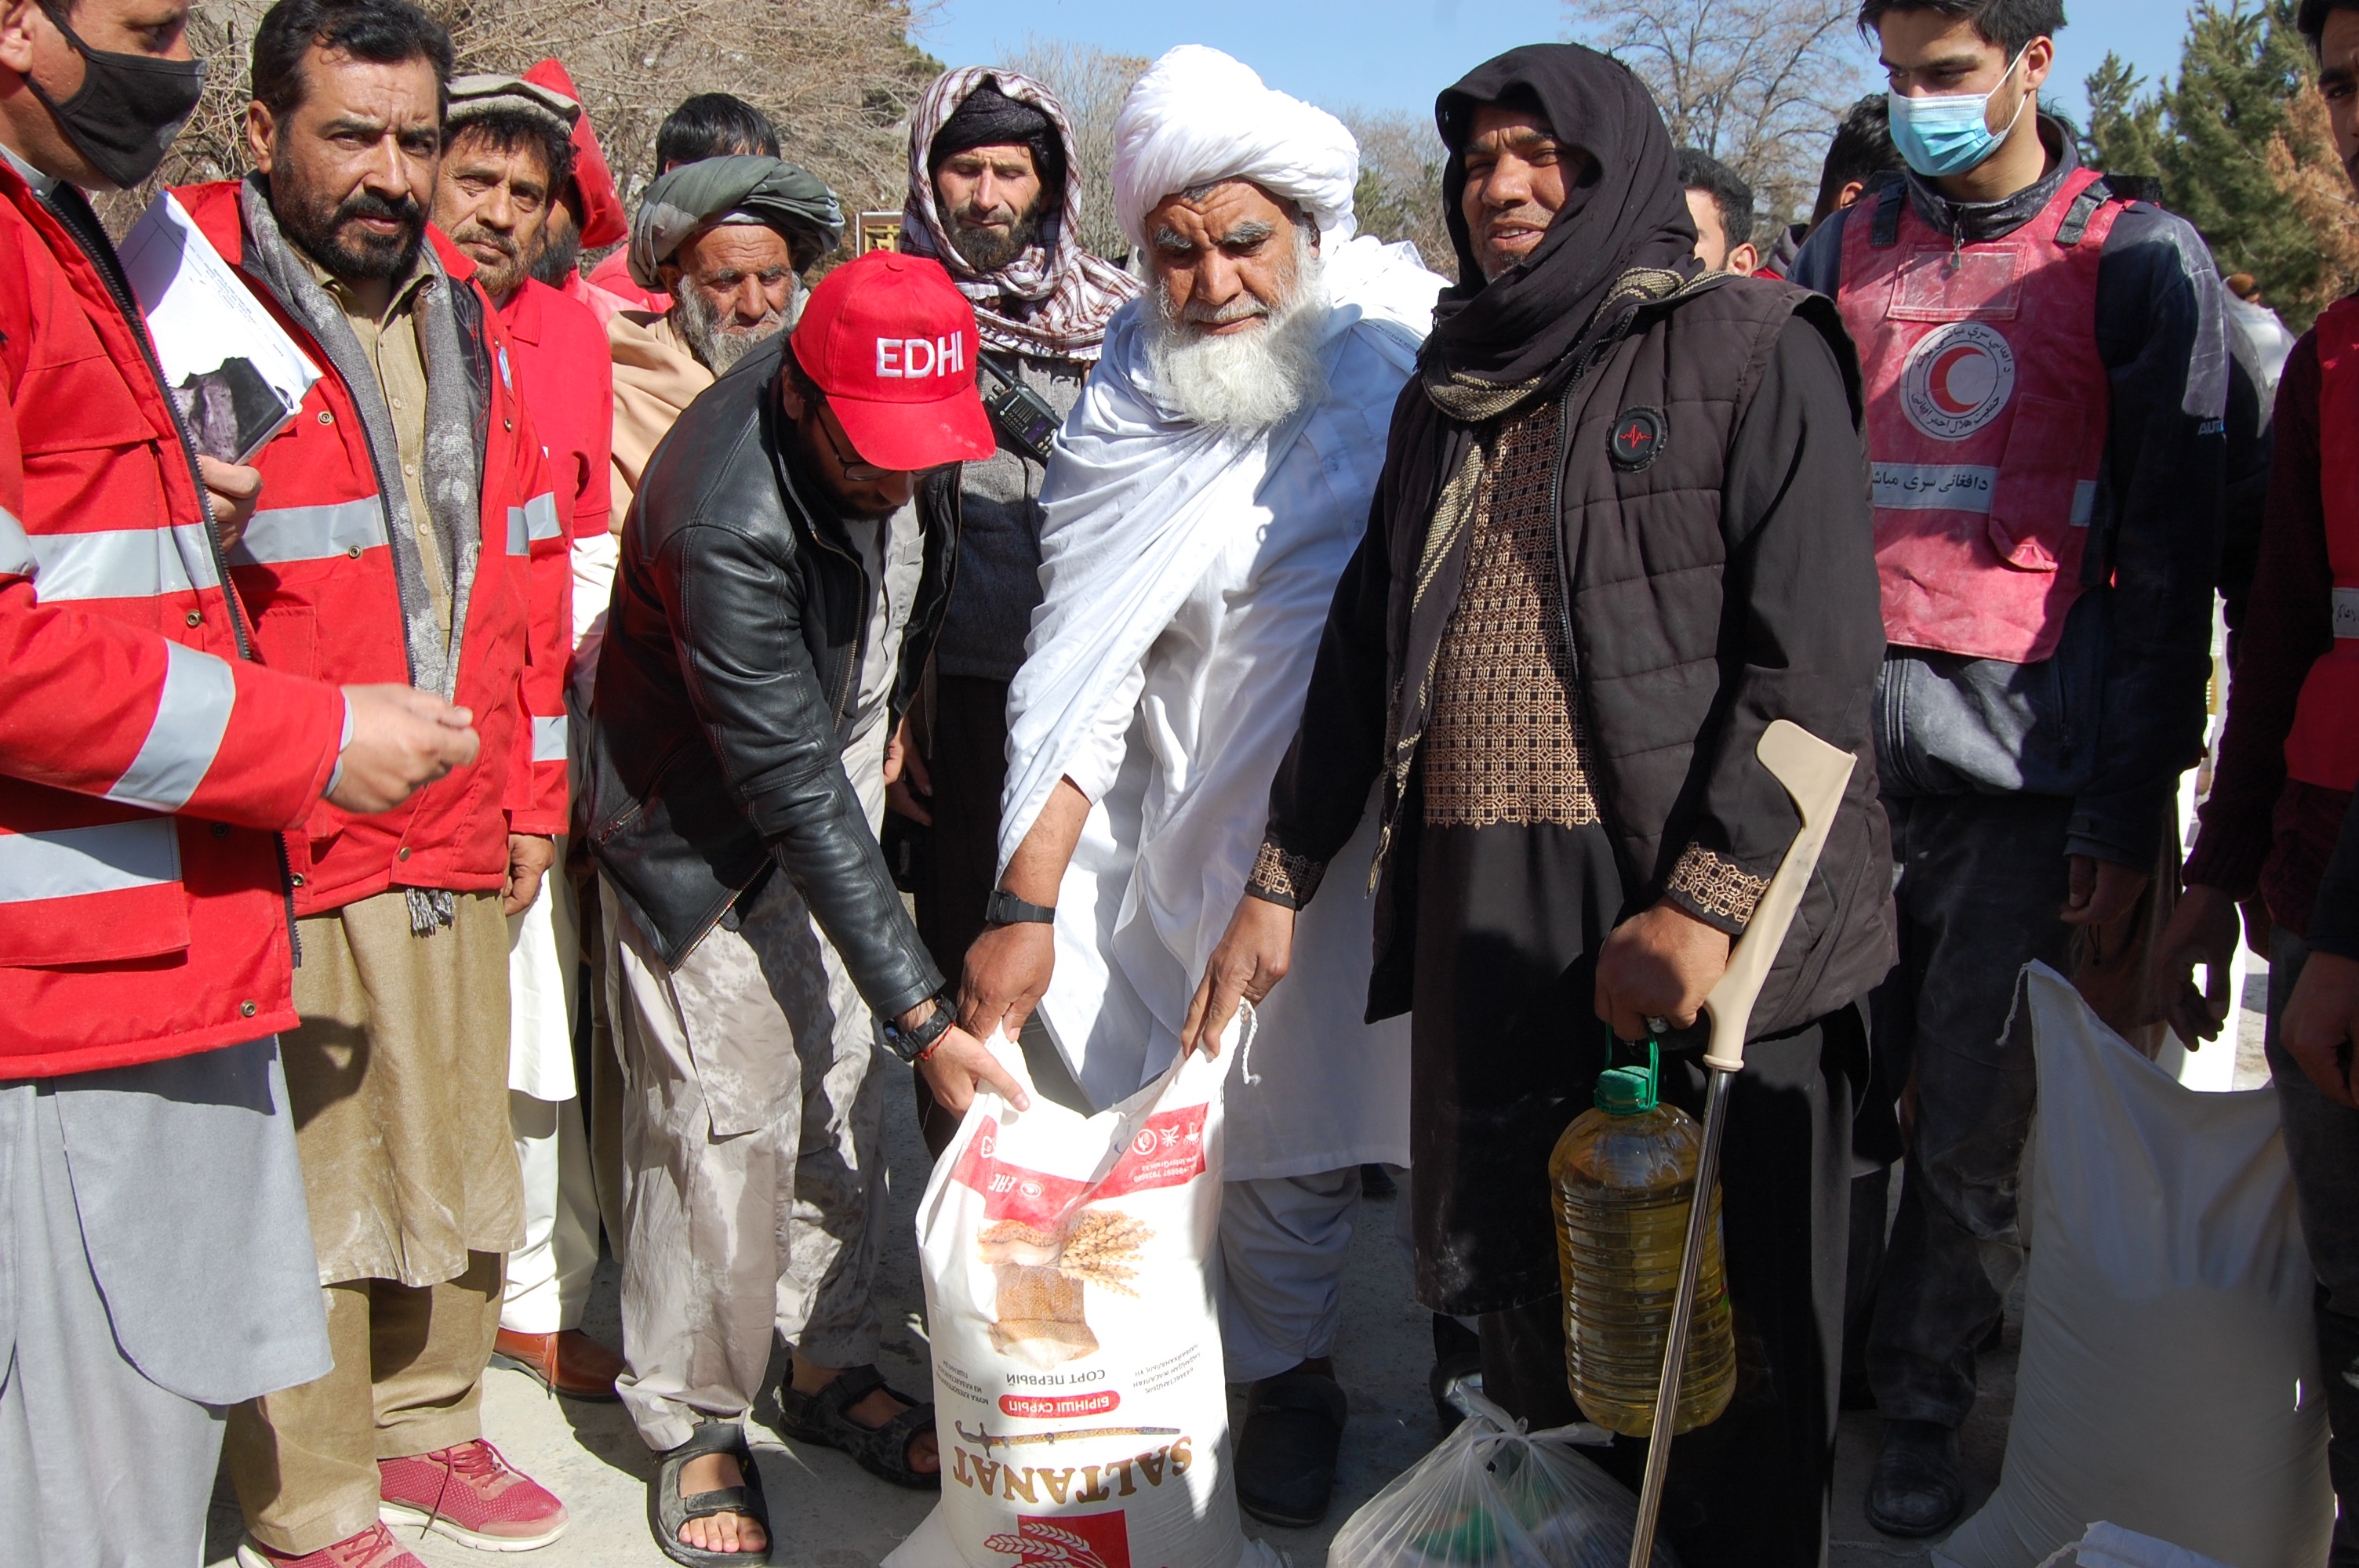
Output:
[1566,0,1870,241]
[1336,107,1456,281]
[1000,34,1148,260]
[109,0,940,250]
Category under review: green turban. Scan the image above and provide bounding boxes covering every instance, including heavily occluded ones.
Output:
[627,154,844,287]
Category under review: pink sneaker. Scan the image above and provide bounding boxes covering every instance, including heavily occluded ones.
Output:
[236,1523,426,1567]
[378,1439,569,1550]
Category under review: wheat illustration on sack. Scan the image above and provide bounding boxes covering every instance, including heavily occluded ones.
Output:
[980,1209,1152,1369]
[984,1519,1118,1568]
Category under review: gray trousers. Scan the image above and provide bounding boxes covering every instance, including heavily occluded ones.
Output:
[2266,928,2359,1565]
[605,872,888,1454]
[1216,1170,1362,1384]
[0,1039,328,1568]
[1866,792,2076,1428]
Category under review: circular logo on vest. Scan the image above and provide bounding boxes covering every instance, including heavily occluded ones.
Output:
[1608,405,1666,471]
[1900,321,2017,441]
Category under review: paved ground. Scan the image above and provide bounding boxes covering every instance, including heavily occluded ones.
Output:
[203,985,2277,1568]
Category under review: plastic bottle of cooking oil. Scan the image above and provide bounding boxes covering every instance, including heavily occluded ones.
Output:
[1549,1053,1736,1437]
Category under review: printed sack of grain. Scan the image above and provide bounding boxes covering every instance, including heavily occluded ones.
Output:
[885,1031,1278,1568]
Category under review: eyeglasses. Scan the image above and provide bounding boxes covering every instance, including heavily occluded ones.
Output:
[812,397,891,483]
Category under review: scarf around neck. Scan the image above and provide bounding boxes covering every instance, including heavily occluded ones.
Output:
[238,175,484,931]
[900,67,1139,364]
[1374,50,1716,853]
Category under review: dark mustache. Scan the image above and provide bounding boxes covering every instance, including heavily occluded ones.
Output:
[951,201,1019,230]
[336,191,424,229]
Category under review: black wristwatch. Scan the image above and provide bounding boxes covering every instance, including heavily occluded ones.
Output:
[984,887,1057,927]
[883,992,958,1063]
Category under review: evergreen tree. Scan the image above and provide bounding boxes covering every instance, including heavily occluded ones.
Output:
[2085,52,2165,177]
[2076,2,2345,326]
[2154,1,2319,310]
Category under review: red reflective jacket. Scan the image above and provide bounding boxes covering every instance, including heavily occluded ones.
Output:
[0,162,343,1078]
[2288,294,2359,791]
[176,181,569,916]
[585,247,667,316]
[498,278,612,542]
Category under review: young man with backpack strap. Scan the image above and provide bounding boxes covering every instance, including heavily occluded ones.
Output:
[1789,0,2230,1537]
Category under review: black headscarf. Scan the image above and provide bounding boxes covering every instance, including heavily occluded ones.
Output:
[1427,44,1700,400]
[927,79,1067,194]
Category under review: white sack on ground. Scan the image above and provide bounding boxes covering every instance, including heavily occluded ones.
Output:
[1935,963,2331,1568]
[885,1031,1278,1568]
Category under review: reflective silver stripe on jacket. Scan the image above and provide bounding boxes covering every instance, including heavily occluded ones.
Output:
[231,499,388,565]
[507,493,560,556]
[107,641,238,814]
[22,524,223,601]
[531,714,568,763]
[0,503,34,579]
[0,818,180,901]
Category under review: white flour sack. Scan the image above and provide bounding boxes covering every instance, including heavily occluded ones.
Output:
[1936,964,2332,1568]
[885,1033,1279,1568]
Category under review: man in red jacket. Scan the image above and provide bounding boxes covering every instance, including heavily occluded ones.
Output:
[2161,5,2359,1557]
[431,70,622,1404]
[0,0,476,1562]
[177,2,572,1564]
[520,56,627,326]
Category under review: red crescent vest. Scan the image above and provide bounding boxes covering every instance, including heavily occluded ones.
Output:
[1839,167,2121,664]
[2286,296,2359,790]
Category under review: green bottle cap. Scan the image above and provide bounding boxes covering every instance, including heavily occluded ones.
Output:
[1596,1065,1659,1116]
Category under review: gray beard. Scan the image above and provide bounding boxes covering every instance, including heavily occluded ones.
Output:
[1142,240,1329,436]
[671,279,801,373]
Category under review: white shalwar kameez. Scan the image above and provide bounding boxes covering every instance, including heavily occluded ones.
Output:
[1001,235,1439,1380]
[499,528,629,1336]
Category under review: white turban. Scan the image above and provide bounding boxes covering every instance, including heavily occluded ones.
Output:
[1111,45,1359,253]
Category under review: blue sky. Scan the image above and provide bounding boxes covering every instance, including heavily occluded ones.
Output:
[914,0,2194,129]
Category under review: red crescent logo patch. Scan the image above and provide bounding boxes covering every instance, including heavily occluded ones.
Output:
[1900,321,2017,441]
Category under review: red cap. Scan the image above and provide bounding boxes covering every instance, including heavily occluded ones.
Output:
[791,251,994,471]
[523,59,627,249]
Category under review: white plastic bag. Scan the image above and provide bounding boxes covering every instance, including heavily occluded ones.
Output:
[886,1033,1276,1568]
[1328,1391,1676,1568]
[1936,964,2332,1568]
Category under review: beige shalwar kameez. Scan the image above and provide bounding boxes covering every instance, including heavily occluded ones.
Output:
[224,257,525,1556]
[605,494,925,1452]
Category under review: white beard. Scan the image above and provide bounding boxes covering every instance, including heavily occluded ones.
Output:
[1142,238,1329,435]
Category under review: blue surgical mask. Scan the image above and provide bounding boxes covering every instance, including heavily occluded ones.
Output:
[1888,46,2033,179]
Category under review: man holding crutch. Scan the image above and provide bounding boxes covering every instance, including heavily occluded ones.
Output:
[1187,42,1895,1568]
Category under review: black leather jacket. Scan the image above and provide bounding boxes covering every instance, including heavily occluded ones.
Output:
[585,334,958,1022]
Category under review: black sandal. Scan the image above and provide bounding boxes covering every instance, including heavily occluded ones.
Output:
[773,1364,941,1490]
[648,1422,772,1567]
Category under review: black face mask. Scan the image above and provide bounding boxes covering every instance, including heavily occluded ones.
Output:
[24,9,206,190]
